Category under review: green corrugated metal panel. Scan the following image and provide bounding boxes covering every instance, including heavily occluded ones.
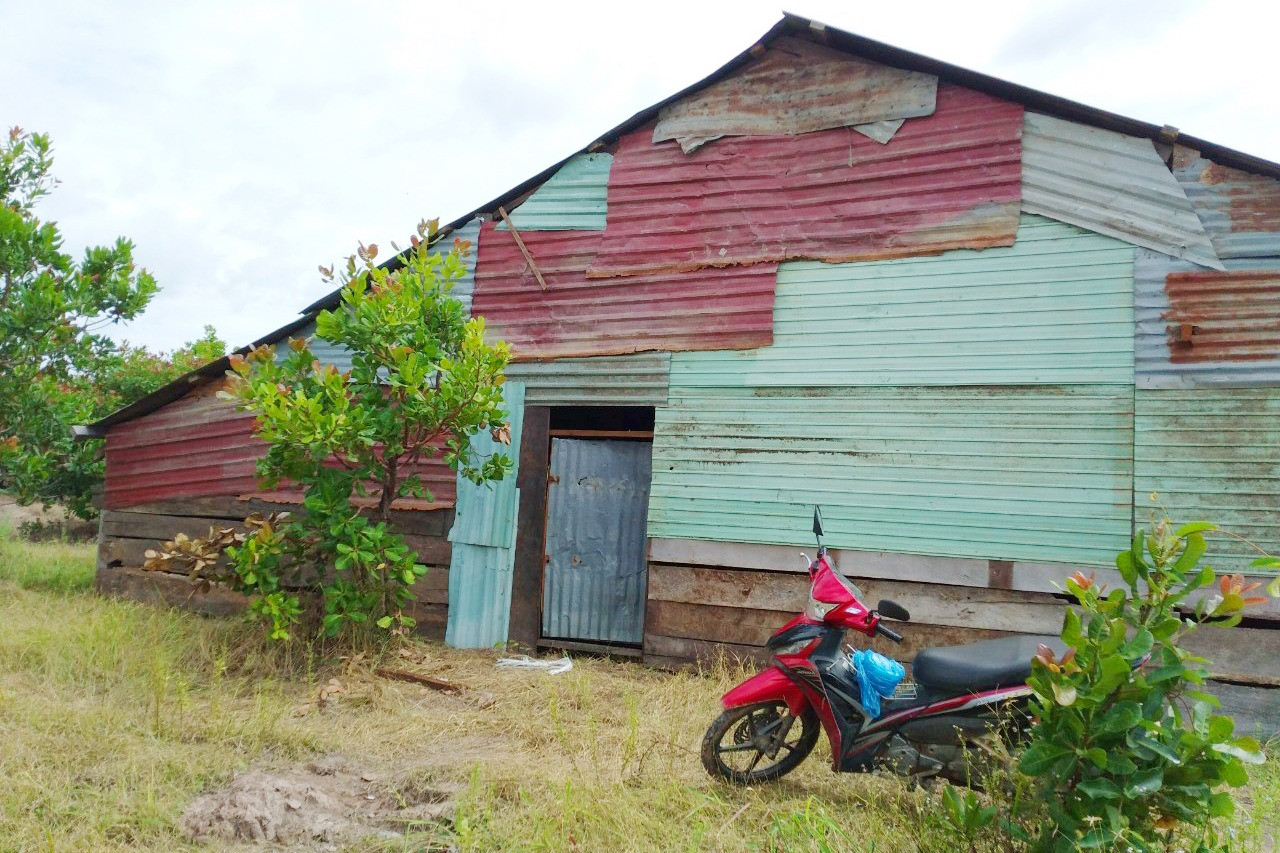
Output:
[445,382,525,648]
[670,215,1135,388]
[648,385,1134,566]
[497,153,611,231]
[1134,388,1280,572]
[503,352,670,406]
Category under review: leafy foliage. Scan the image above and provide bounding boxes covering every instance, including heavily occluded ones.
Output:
[148,224,512,641]
[1019,520,1268,851]
[0,127,224,517]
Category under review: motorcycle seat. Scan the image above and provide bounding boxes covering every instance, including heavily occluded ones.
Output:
[912,635,1067,695]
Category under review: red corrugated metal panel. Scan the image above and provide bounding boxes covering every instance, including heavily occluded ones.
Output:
[472,223,777,360]
[652,35,937,152]
[589,84,1023,279]
[105,387,456,510]
[105,391,262,509]
[1164,269,1280,363]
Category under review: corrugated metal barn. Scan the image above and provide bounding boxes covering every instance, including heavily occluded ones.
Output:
[87,15,1280,729]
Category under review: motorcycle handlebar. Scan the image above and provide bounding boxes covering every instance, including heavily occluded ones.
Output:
[875,622,903,644]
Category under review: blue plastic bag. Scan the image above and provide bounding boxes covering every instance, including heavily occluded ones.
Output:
[850,648,906,719]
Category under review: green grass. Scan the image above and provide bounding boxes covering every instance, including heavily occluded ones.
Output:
[0,527,1276,851]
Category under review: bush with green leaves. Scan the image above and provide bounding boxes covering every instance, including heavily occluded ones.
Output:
[148,224,511,641]
[1017,520,1268,852]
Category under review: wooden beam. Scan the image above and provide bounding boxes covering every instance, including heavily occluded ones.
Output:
[497,206,549,291]
[508,405,551,650]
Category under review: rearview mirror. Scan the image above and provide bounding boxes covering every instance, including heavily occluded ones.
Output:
[812,505,824,539]
[877,599,910,622]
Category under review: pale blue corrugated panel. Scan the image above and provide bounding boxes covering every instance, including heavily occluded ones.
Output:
[445,381,525,648]
[542,439,652,643]
[648,384,1134,567]
[670,216,1136,388]
[1134,387,1280,572]
[1022,113,1222,270]
[1134,249,1280,388]
[497,153,611,231]
[503,353,670,406]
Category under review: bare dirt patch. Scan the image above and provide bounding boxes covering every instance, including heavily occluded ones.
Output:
[180,754,459,848]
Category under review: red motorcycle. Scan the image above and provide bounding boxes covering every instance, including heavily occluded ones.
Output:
[702,508,1064,785]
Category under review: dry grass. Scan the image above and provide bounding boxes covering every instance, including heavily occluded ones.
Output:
[0,527,1276,851]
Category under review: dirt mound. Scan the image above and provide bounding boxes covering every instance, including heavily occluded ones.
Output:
[180,755,457,848]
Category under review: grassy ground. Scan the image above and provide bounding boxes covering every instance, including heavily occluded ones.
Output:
[0,529,1276,852]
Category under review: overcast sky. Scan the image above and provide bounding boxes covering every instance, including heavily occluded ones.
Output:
[4,0,1277,353]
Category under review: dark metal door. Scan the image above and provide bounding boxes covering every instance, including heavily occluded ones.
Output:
[541,438,652,643]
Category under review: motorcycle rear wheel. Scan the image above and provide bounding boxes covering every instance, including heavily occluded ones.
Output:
[701,701,820,784]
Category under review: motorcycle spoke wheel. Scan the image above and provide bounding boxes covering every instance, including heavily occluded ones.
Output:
[701,701,819,784]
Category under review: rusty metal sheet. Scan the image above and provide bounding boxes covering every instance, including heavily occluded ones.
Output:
[1174,145,1280,260]
[472,223,777,360]
[590,84,1023,279]
[104,385,457,510]
[1135,248,1280,388]
[652,35,936,153]
[1022,113,1222,270]
[104,390,263,509]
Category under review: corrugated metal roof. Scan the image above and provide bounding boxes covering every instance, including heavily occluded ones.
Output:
[1135,249,1280,388]
[671,215,1135,388]
[1134,387,1280,572]
[504,353,670,406]
[648,384,1134,567]
[497,154,611,231]
[542,438,651,643]
[589,84,1023,278]
[1022,113,1223,270]
[445,382,525,649]
[1173,145,1280,260]
[472,223,777,360]
[652,35,936,153]
[104,389,262,509]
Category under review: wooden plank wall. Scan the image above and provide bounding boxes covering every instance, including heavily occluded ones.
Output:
[642,559,1280,736]
[96,496,454,640]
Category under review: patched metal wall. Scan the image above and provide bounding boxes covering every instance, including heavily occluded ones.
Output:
[652,35,936,151]
[1134,387,1280,571]
[542,438,653,643]
[590,84,1023,278]
[445,382,525,648]
[1135,249,1280,388]
[648,385,1134,567]
[671,216,1135,388]
[498,154,611,230]
[1022,113,1221,270]
[504,353,670,406]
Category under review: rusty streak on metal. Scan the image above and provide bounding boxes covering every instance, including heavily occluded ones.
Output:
[496,206,549,291]
[1163,269,1280,363]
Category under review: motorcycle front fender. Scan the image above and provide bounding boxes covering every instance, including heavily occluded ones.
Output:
[722,665,809,717]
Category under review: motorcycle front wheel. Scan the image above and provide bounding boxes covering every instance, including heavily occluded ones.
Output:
[701,700,820,784]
